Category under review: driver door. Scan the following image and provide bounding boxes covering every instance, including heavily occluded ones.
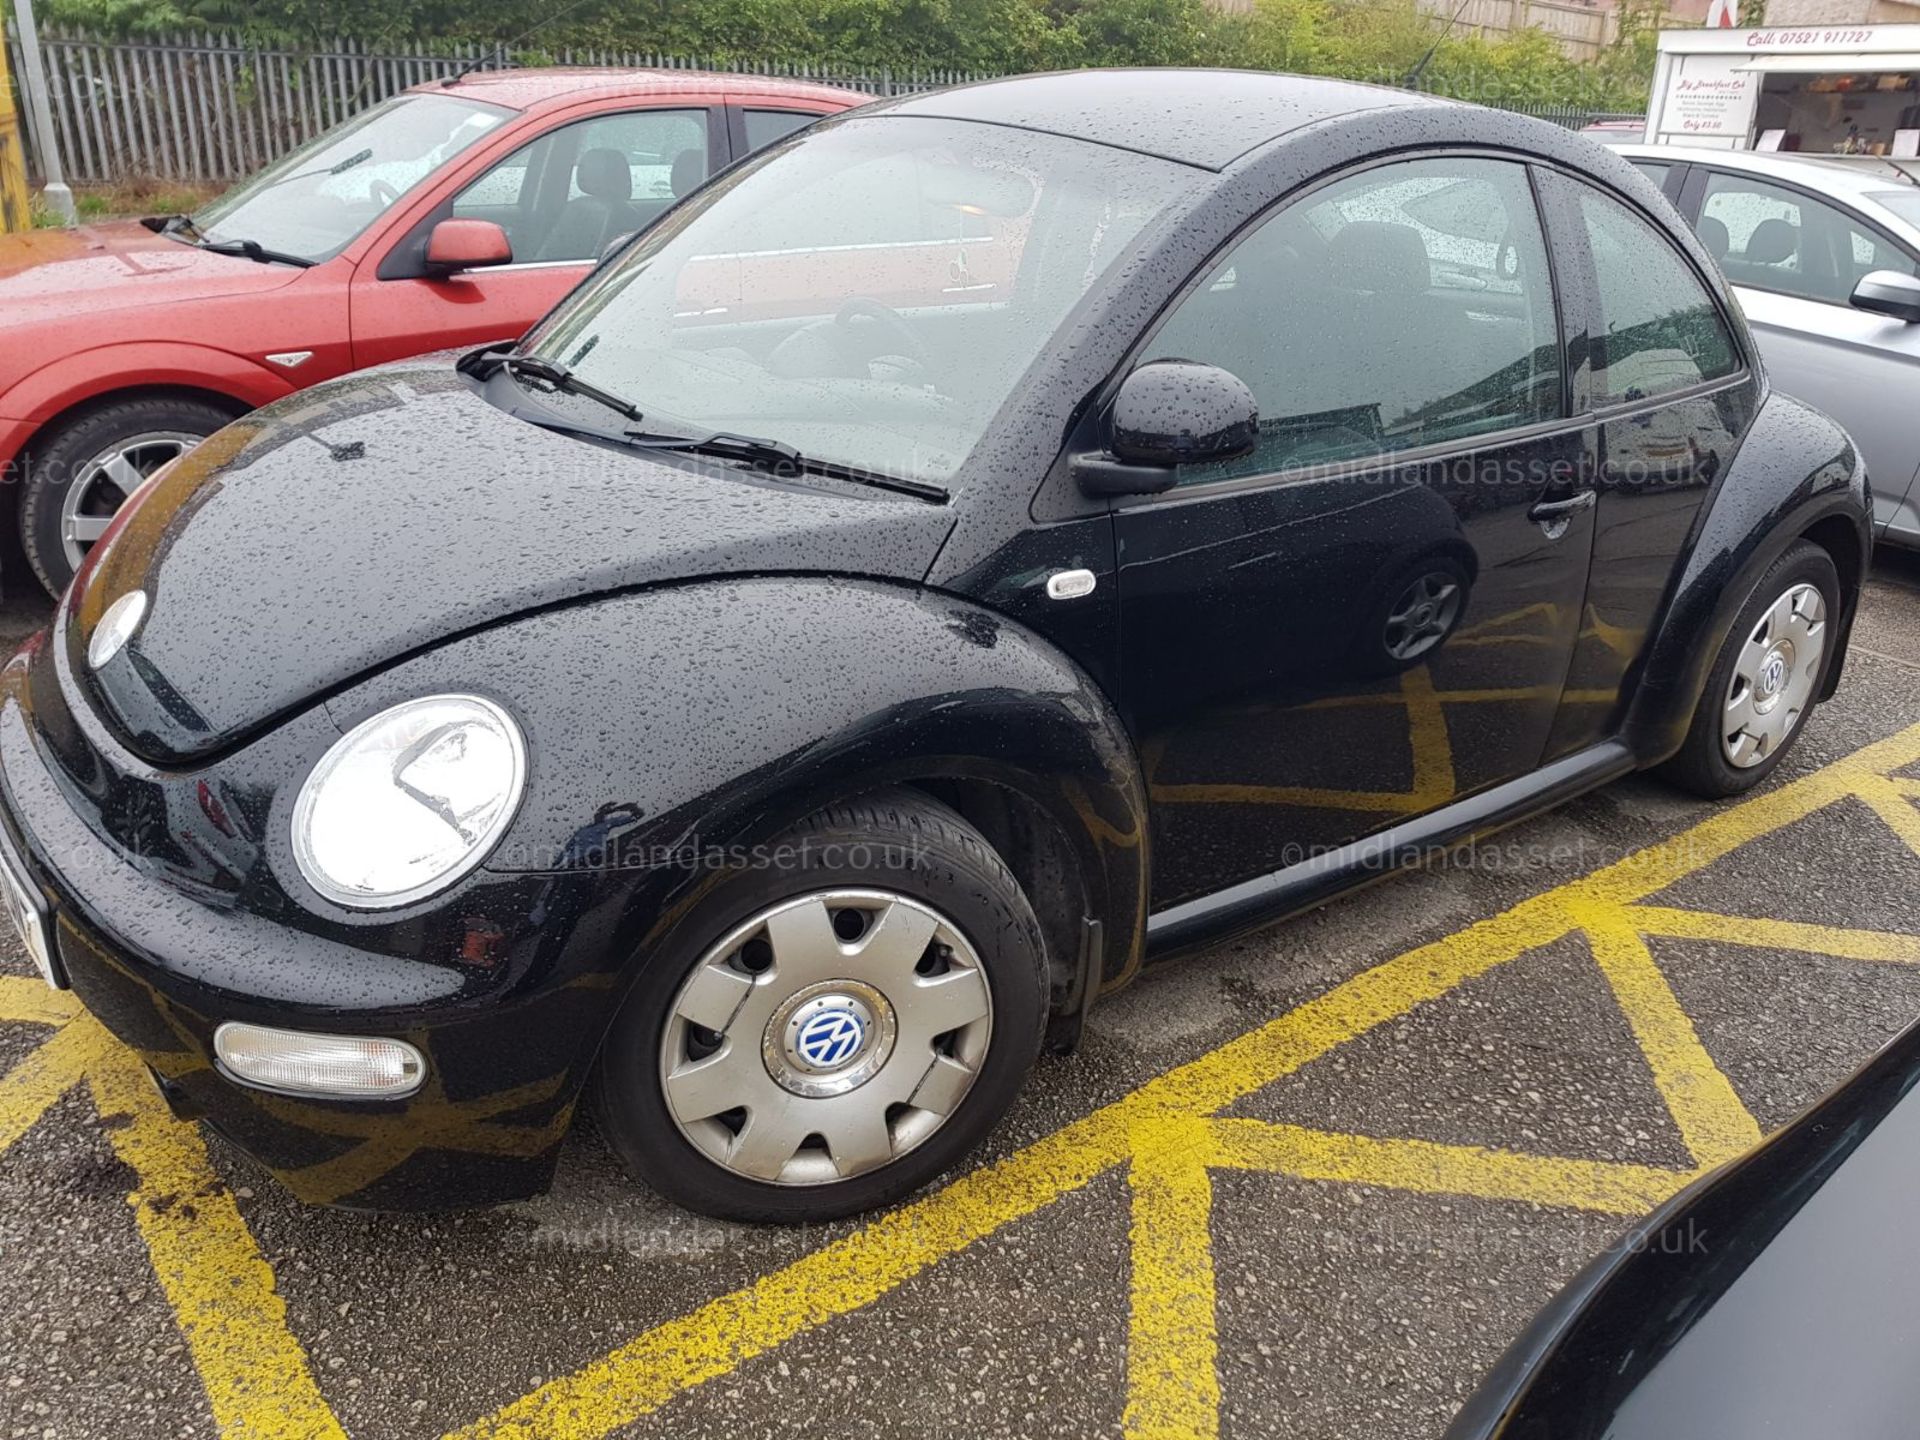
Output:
[1111,156,1596,910]
[350,106,719,371]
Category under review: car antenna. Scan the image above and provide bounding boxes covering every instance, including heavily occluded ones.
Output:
[1403,0,1476,92]
[442,0,606,86]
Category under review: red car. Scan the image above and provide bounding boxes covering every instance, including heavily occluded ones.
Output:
[0,68,863,595]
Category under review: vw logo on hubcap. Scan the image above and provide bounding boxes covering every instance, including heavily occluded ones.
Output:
[1760,651,1788,697]
[764,980,896,1098]
[793,1003,868,1071]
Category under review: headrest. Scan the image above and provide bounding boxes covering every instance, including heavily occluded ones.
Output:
[576,148,632,204]
[1326,222,1431,296]
[1697,215,1731,262]
[670,148,706,199]
[1745,217,1798,265]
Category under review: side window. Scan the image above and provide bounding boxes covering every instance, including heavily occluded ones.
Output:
[456,152,531,211]
[1629,160,1671,190]
[745,149,1003,248]
[1696,171,1915,304]
[451,108,709,264]
[1573,183,1741,404]
[1700,172,1813,296]
[743,109,818,154]
[1841,214,1919,292]
[1144,157,1562,481]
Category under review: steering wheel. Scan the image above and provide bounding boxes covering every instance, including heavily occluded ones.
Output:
[834,298,929,366]
[369,177,400,208]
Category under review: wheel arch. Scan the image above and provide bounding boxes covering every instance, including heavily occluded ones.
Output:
[1798,510,1865,702]
[1621,393,1870,765]
[4,381,257,517]
[891,771,1114,1044]
[0,339,291,482]
[330,575,1153,1027]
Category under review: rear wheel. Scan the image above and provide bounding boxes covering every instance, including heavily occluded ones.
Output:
[594,790,1048,1222]
[20,396,231,596]
[1658,540,1839,798]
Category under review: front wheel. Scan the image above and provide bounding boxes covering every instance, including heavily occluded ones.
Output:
[594,791,1048,1222]
[1658,539,1839,798]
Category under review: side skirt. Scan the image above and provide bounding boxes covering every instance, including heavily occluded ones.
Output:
[1141,740,1636,963]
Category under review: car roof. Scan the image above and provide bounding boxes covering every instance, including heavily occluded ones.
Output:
[871,68,1452,170]
[411,66,864,114]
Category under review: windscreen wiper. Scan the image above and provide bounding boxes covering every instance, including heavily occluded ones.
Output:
[196,236,316,268]
[622,428,948,501]
[462,345,947,502]
[491,353,646,425]
[145,213,203,241]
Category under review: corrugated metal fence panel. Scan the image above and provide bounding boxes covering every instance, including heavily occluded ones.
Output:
[0,27,993,184]
[0,25,1636,187]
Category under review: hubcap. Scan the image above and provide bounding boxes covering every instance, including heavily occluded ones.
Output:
[659,890,994,1186]
[60,432,197,572]
[1382,571,1462,662]
[1723,582,1826,768]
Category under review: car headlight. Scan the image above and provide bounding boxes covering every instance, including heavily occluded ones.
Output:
[292,695,526,908]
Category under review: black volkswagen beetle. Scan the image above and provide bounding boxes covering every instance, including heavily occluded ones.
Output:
[0,71,1869,1221]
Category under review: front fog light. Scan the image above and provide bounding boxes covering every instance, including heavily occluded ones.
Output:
[214,1022,426,1098]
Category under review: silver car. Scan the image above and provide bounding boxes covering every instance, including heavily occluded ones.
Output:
[1619,145,1920,547]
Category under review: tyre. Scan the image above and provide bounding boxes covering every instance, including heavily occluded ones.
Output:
[1658,539,1839,799]
[20,396,231,597]
[594,789,1048,1222]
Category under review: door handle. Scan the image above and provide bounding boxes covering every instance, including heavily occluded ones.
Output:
[1528,490,1598,524]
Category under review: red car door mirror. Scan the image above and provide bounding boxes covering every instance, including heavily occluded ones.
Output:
[425,219,513,274]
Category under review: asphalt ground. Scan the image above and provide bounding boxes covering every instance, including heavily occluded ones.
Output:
[1,550,1918,1440]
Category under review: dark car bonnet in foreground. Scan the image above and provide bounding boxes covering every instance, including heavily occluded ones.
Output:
[1448,1017,1920,1439]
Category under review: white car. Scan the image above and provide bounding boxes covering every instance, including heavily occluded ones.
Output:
[1619,145,1920,547]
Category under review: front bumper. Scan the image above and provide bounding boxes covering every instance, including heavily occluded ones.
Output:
[0,631,626,1210]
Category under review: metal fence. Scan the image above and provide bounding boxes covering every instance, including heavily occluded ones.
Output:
[1508,105,1643,130]
[0,27,987,185]
[1,25,1641,188]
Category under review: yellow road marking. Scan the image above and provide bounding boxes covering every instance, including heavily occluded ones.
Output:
[455,1108,1135,1440]
[86,1024,348,1440]
[1124,1118,1221,1440]
[0,973,81,1026]
[1208,1119,1695,1214]
[1578,905,1761,1168]
[0,1018,93,1151]
[0,991,342,1440]
[1629,904,1920,964]
[1854,775,1920,861]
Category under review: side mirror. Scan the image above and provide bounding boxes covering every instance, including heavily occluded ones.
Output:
[425,219,513,274]
[1850,269,1920,324]
[1074,360,1259,497]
